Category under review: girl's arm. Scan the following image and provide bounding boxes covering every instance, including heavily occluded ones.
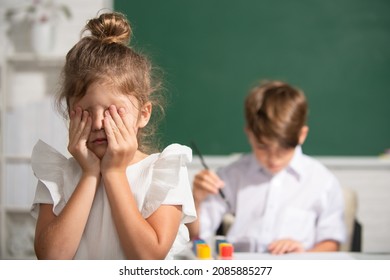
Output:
[186,201,201,240]
[34,174,100,259]
[35,108,101,259]
[103,172,182,259]
[101,105,182,259]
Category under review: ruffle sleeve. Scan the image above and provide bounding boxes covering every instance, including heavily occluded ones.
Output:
[141,144,197,224]
[30,140,69,218]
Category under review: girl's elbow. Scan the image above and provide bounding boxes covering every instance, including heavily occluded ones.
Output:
[125,245,170,260]
[34,242,74,260]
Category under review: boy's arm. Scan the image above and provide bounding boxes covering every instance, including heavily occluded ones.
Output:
[313,177,345,252]
[187,169,225,240]
[267,239,339,254]
[308,240,340,252]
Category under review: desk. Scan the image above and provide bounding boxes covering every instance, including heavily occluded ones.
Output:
[176,248,390,260]
[233,252,390,260]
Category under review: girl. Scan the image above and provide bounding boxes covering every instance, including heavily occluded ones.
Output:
[31,12,196,260]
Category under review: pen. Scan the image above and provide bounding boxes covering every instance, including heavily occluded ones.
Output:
[190,141,230,208]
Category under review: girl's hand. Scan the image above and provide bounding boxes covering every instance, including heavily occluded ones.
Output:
[68,107,100,175]
[101,105,138,174]
[267,239,305,254]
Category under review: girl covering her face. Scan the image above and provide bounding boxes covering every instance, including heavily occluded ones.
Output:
[31,12,196,260]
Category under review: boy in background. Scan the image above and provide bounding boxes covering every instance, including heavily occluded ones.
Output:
[188,80,346,254]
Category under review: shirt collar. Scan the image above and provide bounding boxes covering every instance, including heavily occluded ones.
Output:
[286,145,305,182]
[251,146,305,182]
[249,154,269,177]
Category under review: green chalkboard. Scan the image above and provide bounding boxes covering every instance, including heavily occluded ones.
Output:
[115,0,390,156]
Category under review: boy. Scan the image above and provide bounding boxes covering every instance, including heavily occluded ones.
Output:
[188,80,346,254]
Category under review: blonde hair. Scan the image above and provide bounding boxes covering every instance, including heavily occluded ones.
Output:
[57,12,164,153]
[244,80,307,148]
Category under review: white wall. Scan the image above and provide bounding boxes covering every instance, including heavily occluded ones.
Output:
[1,0,113,56]
[0,0,114,153]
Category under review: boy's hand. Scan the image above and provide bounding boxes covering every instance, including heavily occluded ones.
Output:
[68,107,100,175]
[193,170,225,204]
[267,239,305,254]
[101,105,137,174]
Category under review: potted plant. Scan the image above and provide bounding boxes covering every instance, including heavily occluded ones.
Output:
[5,0,71,54]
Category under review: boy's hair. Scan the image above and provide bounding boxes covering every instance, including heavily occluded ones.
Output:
[56,12,164,153]
[244,80,308,149]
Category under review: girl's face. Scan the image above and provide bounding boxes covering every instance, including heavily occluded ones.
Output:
[70,82,151,159]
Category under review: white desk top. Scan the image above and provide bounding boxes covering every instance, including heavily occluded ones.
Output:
[176,248,390,260]
[233,252,390,260]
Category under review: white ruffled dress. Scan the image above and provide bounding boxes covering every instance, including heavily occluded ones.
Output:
[30,140,197,260]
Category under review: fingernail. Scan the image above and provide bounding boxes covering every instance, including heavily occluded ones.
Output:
[118,107,125,115]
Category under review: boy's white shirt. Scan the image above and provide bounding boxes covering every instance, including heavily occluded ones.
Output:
[199,146,346,252]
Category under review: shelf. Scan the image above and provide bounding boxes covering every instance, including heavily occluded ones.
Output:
[6,53,65,67]
[5,206,31,213]
[4,156,31,163]
[1,51,64,260]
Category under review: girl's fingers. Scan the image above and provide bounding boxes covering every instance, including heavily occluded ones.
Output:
[68,108,79,142]
[104,110,122,144]
[79,115,92,142]
[117,106,135,138]
[108,105,130,139]
[68,109,76,133]
[69,109,88,143]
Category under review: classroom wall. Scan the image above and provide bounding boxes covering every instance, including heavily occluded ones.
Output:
[115,0,390,156]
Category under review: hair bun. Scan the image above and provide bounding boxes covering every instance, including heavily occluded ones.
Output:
[86,12,131,45]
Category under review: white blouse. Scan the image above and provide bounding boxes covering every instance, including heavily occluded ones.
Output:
[30,140,197,259]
